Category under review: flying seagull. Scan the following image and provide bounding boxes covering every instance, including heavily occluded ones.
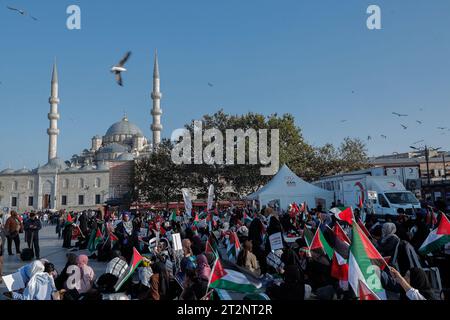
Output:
[416,120,423,124]
[7,6,25,15]
[381,135,387,139]
[401,124,408,130]
[340,120,347,123]
[7,6,37,20]
[111,51,132,86]
[392,112,408,117]
[208,82,214,87]
[437,127,447,130]
[413,140,424,145]
[367,136,372,141]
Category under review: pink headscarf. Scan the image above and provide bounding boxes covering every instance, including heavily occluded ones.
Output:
[77,255,89,267]
[196,254,211,281]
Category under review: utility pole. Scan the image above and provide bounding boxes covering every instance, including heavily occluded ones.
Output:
[443,153,447,181]
[425,145,431,185]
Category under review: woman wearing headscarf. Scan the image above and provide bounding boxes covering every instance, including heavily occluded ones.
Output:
[55,253,78,290]
[376,222,400,258]
[180,239,197,274]
[196,254,211,281]
[390,267,438,300]
[237,240,261,276]
[278,265,305,300]
[149,262,170,300]
[115,213,135,262]
[77,255,95,294]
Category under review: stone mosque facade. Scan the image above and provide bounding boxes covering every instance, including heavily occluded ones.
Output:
[0,53,163,212]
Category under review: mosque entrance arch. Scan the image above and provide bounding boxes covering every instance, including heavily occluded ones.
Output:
[42,180,53,209]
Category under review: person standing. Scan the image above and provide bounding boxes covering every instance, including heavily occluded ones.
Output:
[5,211,22,256]
[24,212,42,259]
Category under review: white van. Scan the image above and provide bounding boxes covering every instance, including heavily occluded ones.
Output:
[314,170,420,216]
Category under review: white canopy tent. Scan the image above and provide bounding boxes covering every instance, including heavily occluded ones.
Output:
[246,165,334,211]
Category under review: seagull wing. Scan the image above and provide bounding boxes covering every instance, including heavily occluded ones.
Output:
[7,6,19,12]
[30,15,38,21]
[118,51,132,67]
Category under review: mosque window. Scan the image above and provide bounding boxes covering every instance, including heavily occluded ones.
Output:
[95,177,101,188]
[12,181,18,191]
[61,195,67,206]
[63,179,69,189]
[78,178,84,189]
[28,197,34,206]
[28,180,34,190]
[11,197,17,207]
[78,195,84,205]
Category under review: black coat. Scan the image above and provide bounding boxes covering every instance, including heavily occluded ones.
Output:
[24,218,41,241]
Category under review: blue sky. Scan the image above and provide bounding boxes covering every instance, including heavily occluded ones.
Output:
[1,0,450,169]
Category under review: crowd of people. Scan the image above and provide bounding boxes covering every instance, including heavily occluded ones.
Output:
[0,202,448,301]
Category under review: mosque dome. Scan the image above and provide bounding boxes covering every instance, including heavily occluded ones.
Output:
[105,116,144,138]
[98,143,130,154]
[116,153,134,161]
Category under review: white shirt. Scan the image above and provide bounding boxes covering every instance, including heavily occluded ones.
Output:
[406,288,426,300]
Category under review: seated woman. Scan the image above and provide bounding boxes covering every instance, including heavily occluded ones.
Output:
[389,267,439,300]
[237,240,261,276]
[55,253,78,290]
[77,255,95,294]
[9,261,58,300]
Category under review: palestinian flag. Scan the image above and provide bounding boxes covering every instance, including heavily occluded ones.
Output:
[303,226,314,247]
[309,226,334,260]
[330,224,350,281]
[243,212,253,225]
[170,210,177,222]
[333,222,351,245]
[331,251,349,281]
[194,213,200,225]
[206,232,220,258]
[208,259,262,293]
[357,219,372,240]
[358,280,380,300]
[88,228,103,252]
[419,213,450,255]
[349,221,387,300]
[64,213,74,227]
[289,203,300,218]
[426,208,438,227]
[330,207,354,225]
[226,232,241,261]
[114,247,143,292]
[108,231,119,249]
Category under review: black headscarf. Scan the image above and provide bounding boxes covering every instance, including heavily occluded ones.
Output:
[409,268,437,300]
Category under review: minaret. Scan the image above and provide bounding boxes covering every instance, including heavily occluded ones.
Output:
[151,50,163,149]
[47,62,60,161]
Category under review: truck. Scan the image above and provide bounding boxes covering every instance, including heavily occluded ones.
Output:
[313,167,421,217]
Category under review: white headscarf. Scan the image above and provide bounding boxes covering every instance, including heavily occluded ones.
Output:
[381,222,397,243]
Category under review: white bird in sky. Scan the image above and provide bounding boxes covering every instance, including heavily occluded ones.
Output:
[111,51,132,87]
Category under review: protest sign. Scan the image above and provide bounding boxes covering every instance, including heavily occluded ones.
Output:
[269,232,283,251]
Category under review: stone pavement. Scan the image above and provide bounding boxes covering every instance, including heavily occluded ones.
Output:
[0,224,108,300]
